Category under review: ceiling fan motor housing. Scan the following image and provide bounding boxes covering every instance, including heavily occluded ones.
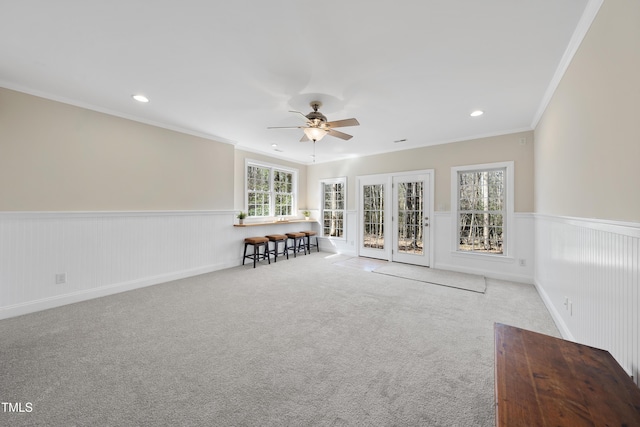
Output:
[305,111,327,125]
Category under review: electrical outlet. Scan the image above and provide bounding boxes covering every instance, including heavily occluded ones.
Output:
[518,259,526,267]
[569,301,573,316]
[55,273,67,284]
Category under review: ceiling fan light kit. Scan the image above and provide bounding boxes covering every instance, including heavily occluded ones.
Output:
[303,127,328,142]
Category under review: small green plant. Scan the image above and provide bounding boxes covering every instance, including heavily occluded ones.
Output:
[237,211,247,219]
[302,210,310,218]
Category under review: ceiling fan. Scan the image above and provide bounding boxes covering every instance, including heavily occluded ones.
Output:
[268,101,359,142]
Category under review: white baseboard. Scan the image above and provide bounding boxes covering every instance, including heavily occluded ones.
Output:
[533,278,575,342]
[0,263,230,320]
[317,237,357,257]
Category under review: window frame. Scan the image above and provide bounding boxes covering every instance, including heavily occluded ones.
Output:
[319,177,347,240]
[245,159,298,218]
[450,161,514,259]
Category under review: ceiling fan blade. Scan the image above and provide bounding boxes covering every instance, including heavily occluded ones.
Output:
[289,110,309,121]
[267,126,307,129]
[327,129,353,140]
[325,118,359,128]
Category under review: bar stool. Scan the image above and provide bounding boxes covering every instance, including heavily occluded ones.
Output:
[243,236,270,268]
[285,232,307,257]
[265,234,288,262]
[301,230,319,253]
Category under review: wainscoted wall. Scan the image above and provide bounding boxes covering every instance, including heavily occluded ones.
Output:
[0,211,241,320]
[317,211,358,257]
[433,212,535,283]
[535,214,640,386]
[317,211,535,283]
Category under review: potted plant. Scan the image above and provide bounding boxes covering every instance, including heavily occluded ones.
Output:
[237,211,247,224]
[302,210,310,220]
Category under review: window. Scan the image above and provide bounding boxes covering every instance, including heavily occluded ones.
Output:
[246,161,297,217]
[273,170,293,216]
[451,162,513,256]
[320,178,346,239]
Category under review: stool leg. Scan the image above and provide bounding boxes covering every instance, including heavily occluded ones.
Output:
[315,236,319,252]
[243,243,248,265]
[265,243,270,264]
[253,243,258,268]
[284,240,289,260]
[270,241,276,263]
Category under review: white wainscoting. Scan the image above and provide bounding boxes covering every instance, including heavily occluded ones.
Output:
[0,211,242,320]
[317,210,358,257]
[432,212,535,283]
[535,214,640,386]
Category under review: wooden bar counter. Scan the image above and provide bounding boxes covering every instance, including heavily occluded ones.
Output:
[494,323,640,426]
[233,219,316,227]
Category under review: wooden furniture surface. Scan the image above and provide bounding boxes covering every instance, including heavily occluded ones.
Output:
[494,323,640,427]
[234,219,316,227]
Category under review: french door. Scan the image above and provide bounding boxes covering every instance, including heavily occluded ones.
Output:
[358,171,432,266]
[359,175,388,259]
[392,174,430,266]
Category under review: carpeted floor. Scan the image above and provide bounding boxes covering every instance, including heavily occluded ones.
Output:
[372,263,487,294]
[0,252,559,426]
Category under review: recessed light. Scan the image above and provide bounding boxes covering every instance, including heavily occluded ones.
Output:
[271,143,278,147]
[132,94,149,103]
[470,110,484,117]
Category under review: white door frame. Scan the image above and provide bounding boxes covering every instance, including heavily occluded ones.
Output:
[356,169,434,267]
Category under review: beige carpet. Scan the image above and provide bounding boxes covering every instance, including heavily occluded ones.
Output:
[0,252,556,426]
[373,263,487,293]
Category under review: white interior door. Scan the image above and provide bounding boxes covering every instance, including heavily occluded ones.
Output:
[392,174,430,266]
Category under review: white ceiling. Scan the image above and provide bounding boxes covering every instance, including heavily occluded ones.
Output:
[1,0,591,164]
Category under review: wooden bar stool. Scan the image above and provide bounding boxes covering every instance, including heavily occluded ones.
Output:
[243,236,270,268]
[285,232,307,257]
[265,234,288,262]
[301,230,319,253]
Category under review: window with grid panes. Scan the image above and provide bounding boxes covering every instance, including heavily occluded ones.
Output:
[274,170,293,216]
[246,161,297,217]
[321,178,346,239]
